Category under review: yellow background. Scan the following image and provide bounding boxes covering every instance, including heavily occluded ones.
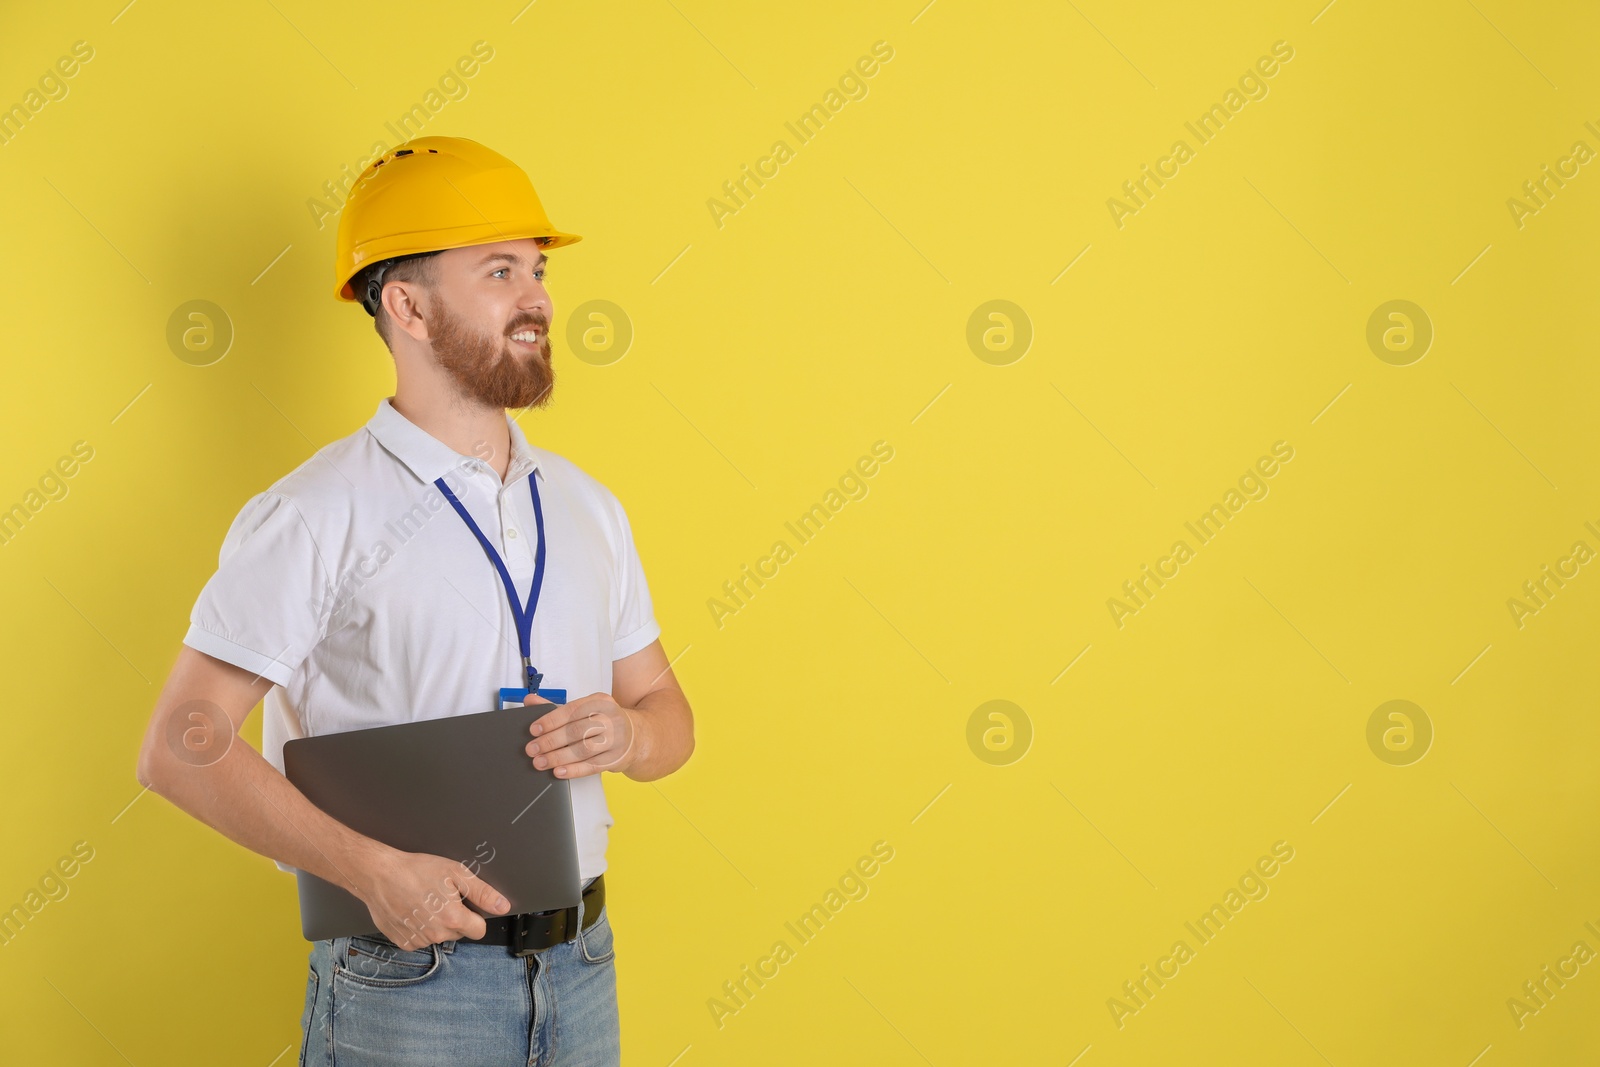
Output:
[1,0,1596,1063]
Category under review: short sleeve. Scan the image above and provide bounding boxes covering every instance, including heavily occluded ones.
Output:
[609,495,661,661]
[182,491,331,688]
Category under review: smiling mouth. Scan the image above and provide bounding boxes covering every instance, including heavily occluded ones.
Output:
[509,328,542,346]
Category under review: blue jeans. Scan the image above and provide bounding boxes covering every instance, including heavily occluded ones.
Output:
[297,901,620,1066]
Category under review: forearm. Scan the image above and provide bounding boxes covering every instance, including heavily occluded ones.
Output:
[138,738,391,896]
[622,687,694,782]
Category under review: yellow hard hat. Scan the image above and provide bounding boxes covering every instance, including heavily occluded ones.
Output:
[333,136,582,304]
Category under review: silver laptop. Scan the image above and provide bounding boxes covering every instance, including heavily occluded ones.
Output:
[282,703,582,941]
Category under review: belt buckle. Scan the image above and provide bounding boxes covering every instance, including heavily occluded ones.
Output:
[510,907,574,957]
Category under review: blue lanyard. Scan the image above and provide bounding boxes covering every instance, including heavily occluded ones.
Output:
[434,472,547,691]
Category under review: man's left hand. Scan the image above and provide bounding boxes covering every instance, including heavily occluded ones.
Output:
[523,693,638,778]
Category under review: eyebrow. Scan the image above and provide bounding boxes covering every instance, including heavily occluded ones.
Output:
[476,250,548,269]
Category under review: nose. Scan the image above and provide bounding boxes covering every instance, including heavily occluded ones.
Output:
[517,271,551,322]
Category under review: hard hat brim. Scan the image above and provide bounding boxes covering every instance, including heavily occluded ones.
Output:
[335,227,582,302]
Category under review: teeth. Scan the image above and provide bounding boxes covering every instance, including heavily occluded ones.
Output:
[511,330,541,343]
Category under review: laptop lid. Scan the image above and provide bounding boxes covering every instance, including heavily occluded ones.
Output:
[282,703,581,941]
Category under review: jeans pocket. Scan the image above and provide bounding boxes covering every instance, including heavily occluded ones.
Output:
[335,935,444,987]
[578,906,615,965]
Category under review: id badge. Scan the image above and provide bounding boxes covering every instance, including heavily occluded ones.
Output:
[501,686,568,709]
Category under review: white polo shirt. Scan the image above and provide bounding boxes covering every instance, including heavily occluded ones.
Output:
[183,396,661,881]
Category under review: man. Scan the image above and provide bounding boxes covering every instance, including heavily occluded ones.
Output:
[136,136,692,1065]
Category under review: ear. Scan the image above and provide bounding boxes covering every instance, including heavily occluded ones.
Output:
[384,280,433,343]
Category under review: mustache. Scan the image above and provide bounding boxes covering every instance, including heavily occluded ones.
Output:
[506,312,549,335]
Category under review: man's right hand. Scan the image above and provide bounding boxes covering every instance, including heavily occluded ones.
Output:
[352,847,512,949]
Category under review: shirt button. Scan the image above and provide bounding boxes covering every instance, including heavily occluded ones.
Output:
[507,528,519,539]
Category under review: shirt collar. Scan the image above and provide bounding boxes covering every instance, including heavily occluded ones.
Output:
[367,396,541,487]
[504,413,540,483]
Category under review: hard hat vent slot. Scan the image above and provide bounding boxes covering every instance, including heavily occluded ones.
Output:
[379,148,437,167]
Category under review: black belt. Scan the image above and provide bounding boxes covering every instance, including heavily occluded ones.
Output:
[468,874,605,956]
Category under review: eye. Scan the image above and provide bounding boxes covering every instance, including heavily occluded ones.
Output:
[534,268,548,281]
[492,268,510,279]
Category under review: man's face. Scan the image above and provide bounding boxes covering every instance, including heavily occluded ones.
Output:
[422,239,555,410]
